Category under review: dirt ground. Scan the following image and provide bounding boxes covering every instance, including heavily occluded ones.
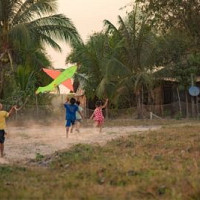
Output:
[0,124,160,164]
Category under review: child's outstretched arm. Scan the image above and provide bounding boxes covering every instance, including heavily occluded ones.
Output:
[90,111,94,120]
[102,99,108,109]
[65,97,70,103]
[8,105,17,116]
[78,110,84,119]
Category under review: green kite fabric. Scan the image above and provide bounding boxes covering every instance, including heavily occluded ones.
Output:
[36,65,77,94]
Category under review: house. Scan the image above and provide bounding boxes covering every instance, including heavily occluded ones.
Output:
[151,77,200,117]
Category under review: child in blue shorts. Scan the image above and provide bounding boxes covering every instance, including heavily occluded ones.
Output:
[64,98,83,138]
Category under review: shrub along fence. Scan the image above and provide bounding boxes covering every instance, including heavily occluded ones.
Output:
[4,101,200,123]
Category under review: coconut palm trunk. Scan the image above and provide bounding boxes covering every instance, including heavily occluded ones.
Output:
[0,65,4,98]
[176,87,182,117]
[185,89,189,118]
[136,90,142,119]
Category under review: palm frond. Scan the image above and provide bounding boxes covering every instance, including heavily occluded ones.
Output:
[12,0,57,24]
[9,23,32,49]
[106,57,131,79]
[104,19,119,35]
[28,14,81,46]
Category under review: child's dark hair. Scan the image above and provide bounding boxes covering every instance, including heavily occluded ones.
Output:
[76,100,80,106]
[95,100,102,107]
[70,98,76,105]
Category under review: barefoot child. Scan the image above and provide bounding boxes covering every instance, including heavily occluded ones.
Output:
[0,104,16,157]
[64,98,83,138]
[90,99,108,133]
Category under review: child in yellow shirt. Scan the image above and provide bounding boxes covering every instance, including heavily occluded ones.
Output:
[0,103,16,157]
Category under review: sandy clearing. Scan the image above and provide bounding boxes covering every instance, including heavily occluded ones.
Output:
[0,125,160,164]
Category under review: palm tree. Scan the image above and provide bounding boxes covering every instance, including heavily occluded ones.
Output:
[0,0,80,98]
[68,6,157,117]
[67,33,113,100]
[103,6,157,118]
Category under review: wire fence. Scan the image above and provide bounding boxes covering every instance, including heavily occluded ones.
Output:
[5,101,200,123]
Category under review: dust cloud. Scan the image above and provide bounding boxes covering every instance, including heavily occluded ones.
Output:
[0,121,160,164]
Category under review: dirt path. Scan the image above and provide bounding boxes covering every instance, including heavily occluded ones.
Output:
[0,125,160,164]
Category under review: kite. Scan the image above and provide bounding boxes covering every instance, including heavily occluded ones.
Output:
[36,65,77,94]
[42,68,74,91]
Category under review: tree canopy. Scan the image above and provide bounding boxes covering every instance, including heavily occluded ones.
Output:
[0,0,81,102]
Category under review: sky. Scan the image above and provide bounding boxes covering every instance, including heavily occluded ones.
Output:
[47,0,131,69]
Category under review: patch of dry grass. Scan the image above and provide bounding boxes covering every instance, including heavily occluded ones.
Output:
[1,123,200,199]
[103,118,200,127]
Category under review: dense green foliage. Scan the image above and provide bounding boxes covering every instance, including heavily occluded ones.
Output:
[0,0,80,104]
[0,0,199,117]
[68,6,158,111]
[68,0,200,118]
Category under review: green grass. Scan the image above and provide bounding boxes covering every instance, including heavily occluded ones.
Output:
[1,123,200,199]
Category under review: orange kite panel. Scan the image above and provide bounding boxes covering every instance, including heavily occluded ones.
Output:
[43,68,74,91]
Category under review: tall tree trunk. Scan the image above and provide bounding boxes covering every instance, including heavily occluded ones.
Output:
[0,63,4,99]
[7,51,14,71]
[35,95,39,117]
[141,86,144,119]
[148,90,153,113]
[191,74,195,118]
[191,96,195,118]
[177,87,182,117]
[136,90,142,119]
[196,96,199,118]
[185,89,189,118]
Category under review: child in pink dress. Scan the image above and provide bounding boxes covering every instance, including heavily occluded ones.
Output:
[90,99,108,133]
